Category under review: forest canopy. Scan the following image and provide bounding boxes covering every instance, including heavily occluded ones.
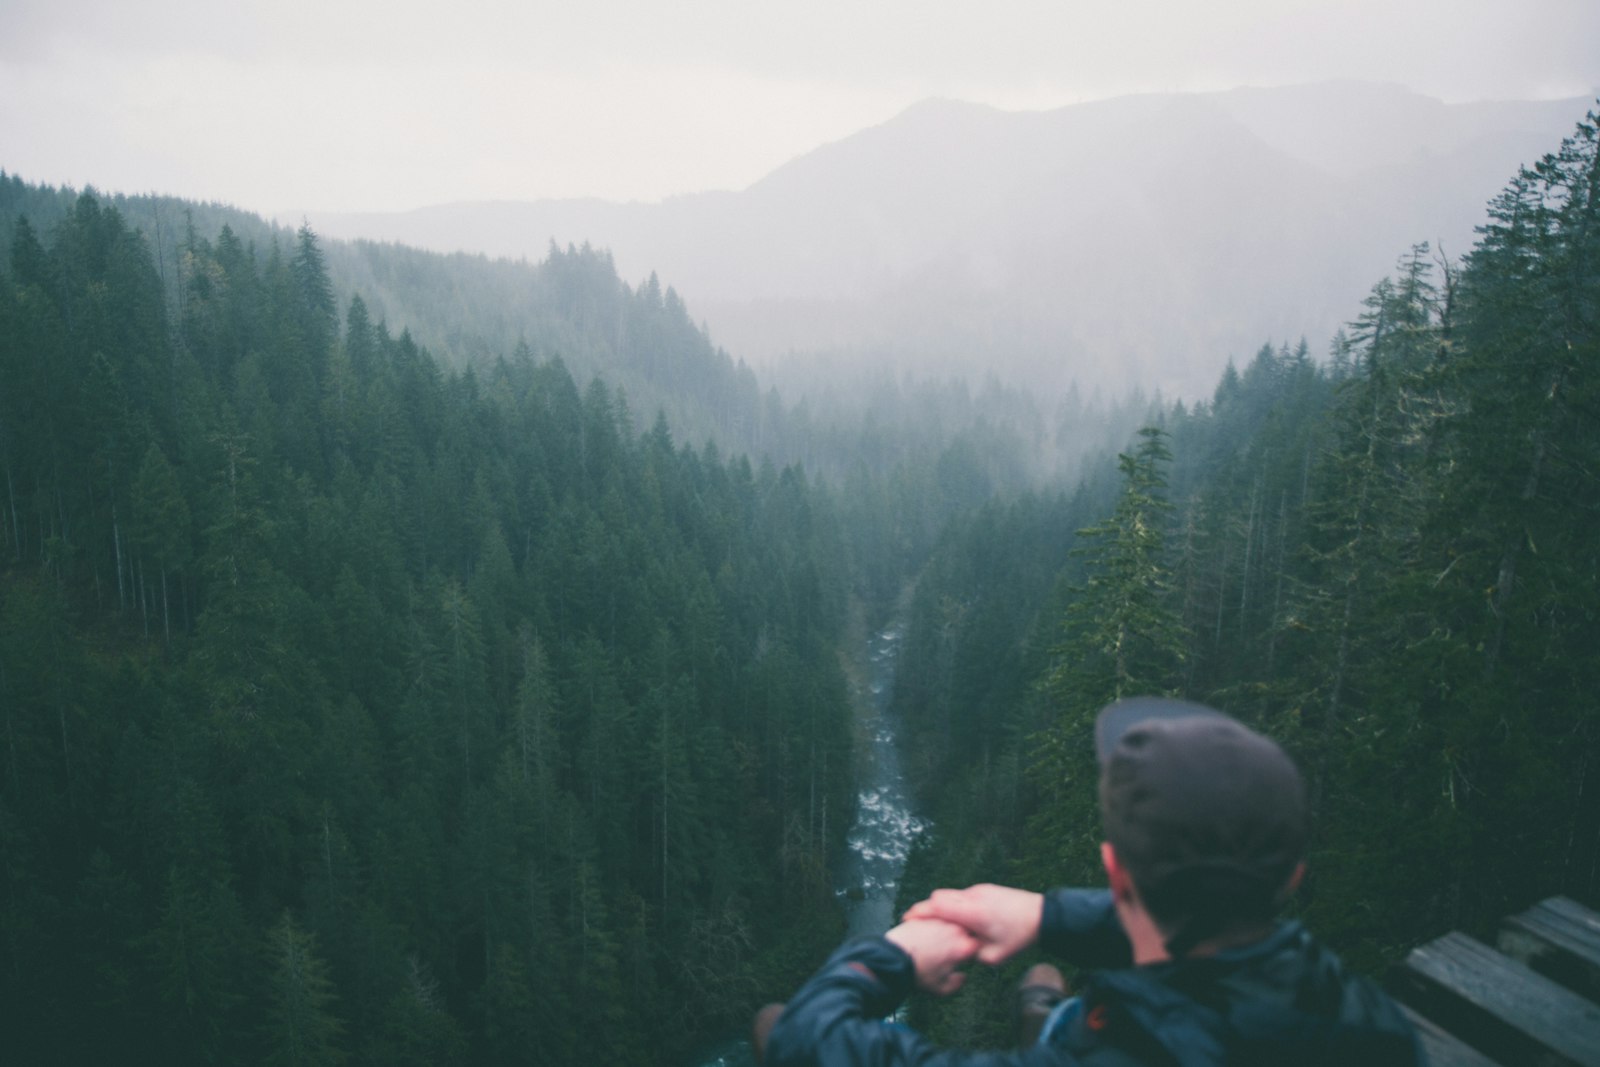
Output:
[1,101,1596,1067]
[0,199,857,1064]
[891,106,1599,1048]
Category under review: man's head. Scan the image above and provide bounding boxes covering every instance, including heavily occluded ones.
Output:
[1095,697,1307,957]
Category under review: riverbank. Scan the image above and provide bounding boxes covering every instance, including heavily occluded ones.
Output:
[687,590,924,1066]
[834,602,927,937]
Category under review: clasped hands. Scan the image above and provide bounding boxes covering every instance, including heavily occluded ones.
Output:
[885,884,1044,995]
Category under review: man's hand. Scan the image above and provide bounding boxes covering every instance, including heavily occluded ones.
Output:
[884,918,978,996]
[903,884,1044,965]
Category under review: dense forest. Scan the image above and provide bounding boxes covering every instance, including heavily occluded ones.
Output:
[0,174,1147,499]
[0,201,865,1064]
[893,109,1600,1046]
[1,102,1595,1066]
[0,173,770,460]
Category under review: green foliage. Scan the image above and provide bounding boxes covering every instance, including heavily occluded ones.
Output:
[6,101,1597,1064]
[264,911,347,1067]
[1022,428,1186,890]
[1049,427,1186,710]
[893,106,1600,999]
[0,198,857,1065]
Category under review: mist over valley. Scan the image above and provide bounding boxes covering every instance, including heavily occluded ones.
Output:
[3,17,1599,1062]
[301,83,1589,400]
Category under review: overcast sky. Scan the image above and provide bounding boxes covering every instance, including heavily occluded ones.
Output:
[4,0,1597,215]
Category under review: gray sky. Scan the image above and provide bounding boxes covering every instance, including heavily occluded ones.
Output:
[4,0,1597,215]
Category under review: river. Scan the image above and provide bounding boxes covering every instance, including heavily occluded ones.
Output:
[836,620,928,936]
[689,617,926,1067]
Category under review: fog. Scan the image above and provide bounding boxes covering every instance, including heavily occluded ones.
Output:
[303,85,1591,399]
[4,2,1598,399]
[4,1,1597,212]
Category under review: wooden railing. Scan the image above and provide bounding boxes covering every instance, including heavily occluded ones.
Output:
[1390,897,1600,1066]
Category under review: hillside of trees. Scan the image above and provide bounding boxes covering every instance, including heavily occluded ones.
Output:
[301,85,1588,400]
[0,173,1147,507]
[0,173,771,459]
[3,99,1594,1067]
[891,108,1599,1048]
[0,199,863,1064]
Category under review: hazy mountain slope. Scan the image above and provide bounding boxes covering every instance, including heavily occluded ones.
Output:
[301,83,1591,397]
[0,174,764,453]
[2,174,1137,489]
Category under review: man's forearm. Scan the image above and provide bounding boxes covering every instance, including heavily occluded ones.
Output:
[764,936,1050,1067]
[767,937,943,1067]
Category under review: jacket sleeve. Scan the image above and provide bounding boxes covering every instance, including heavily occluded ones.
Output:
[1036,890,1133,970]
[764,937,1065,1067]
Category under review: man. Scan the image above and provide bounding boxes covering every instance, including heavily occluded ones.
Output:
[760,697,1420,1065]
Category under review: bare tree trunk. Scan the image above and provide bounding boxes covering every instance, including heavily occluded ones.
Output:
[1267,492,1289,675]
[138,555,149,639]
[808,740,816,845]
[1563,748,1588,888]
[820,747,827,851]
[1213,538,1230,646]
[4,463,18,561]
[112,504,126,614]
[1485,433,1546,678]
[1238,480,1260,627]
[1300,444,1313,510]
[55,485,68,559]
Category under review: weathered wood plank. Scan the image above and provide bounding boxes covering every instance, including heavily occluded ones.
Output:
[1499,897,1600,1003]
[1391,931,1600,1066]
[1400,1005,1505,1067]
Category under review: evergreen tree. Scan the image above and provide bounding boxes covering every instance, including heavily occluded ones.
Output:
[1025,427,1185,885]
[263,911,346,1067]
[130,441,192,640]
[1048,426,1186,709]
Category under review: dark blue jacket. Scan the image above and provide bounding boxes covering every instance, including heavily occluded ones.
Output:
[765,889,1420,1066]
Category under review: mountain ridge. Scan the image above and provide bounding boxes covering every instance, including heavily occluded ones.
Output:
[299,82,1593,397]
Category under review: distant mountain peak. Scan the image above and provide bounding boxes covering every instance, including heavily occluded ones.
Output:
[298,82,1593,399]
[890,96,1004,122]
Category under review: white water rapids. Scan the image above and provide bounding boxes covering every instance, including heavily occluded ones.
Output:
[691,619,926,1067]
[836,622,929,936]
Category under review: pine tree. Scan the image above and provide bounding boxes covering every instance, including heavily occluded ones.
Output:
[1047,426,1186,709]
[1422,107,1600,915]
[263,910,347,1067]
[1026,426,1186,884]
[130,442,191,641]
